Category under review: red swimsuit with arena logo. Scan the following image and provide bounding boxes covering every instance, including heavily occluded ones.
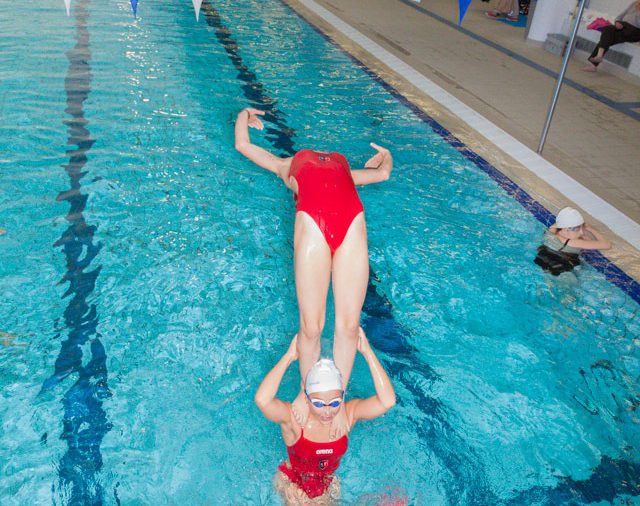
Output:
[289,149,364,255]
[278,429,349,498]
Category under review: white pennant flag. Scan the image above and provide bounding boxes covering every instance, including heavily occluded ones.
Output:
[64,0,71,16]
[192,0,203,21]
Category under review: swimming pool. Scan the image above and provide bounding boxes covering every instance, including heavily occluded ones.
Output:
[1,0,639,504]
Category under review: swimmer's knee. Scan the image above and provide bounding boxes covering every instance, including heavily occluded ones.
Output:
[299,321,323,343]
[334,321,359,340]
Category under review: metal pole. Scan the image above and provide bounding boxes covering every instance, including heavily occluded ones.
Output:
[537,0,587,154]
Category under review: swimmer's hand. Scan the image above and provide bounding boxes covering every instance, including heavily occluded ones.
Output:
[241,108,265,130]
[292,389,309,426]
[286,334,299,362]
[364,143,393,178]
[356,327,371,355]
[330,404,350,440]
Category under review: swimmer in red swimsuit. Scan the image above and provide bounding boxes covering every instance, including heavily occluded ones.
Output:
[235,108,393,435]
[255,329,396,504]
[288,149,364,256]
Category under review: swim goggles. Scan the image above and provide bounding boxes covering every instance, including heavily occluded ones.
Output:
[306,392,344,409]
[566,225,582,232]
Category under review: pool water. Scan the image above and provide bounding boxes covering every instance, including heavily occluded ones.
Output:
[0,0,639,504]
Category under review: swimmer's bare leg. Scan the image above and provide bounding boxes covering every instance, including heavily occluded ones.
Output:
[330,214,368,438]
[292,212,331,425]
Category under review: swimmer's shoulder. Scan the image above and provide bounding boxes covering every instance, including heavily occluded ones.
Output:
[345,399,361,428]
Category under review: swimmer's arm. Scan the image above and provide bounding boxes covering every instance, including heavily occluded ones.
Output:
[568,235,612,251]
[254,335,298,424]
[347,329,396,424]
[234,108,293,182]
[351,143,393,186]
[583,225,612,248]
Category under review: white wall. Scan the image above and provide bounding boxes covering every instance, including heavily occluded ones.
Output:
[527,0,577,42]
[588,0,632,17]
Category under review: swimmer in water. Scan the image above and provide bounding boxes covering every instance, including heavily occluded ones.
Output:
[235,107,393,435]
[534,207,612,275]
[255,328,395,505]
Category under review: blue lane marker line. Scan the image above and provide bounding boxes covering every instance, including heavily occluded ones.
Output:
[201,1,297,157]
[39,0,112,503]
[617,101,640,109]
[279,0,640,305]
[394,0,640,123]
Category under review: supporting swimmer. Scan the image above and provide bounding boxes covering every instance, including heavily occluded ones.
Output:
[255,329,395,505]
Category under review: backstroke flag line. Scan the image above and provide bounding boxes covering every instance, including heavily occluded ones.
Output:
[60,0,473,24]
[459,0,473,24]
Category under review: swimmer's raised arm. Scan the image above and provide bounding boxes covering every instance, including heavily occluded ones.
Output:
[255,335,298,425]
[567,224,612,251]
[351,143,393,186]
[346,329,396,425]
[234,108,292,186]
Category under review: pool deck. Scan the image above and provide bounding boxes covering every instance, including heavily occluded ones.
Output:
[285,0,640,280]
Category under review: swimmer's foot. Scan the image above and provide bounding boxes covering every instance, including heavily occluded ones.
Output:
[588,56,603,64]
[292,389,309,426]
[485,10,506,18]
[0,228,6,235]
[330,403,350,440]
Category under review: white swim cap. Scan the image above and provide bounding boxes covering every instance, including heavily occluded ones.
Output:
[555,207,584,229]
[305,359,343,395]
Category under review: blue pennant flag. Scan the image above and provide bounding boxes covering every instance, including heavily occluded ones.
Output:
[459,0,473,24]
[130,0,138,17]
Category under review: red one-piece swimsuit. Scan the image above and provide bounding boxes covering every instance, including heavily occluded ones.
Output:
[278,429,349,498]
[289,149,364,255]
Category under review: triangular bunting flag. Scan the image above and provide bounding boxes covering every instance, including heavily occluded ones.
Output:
[192,0,203,21]
[130,0,138,17]
[64,0,71,16]
[458,0,473,24]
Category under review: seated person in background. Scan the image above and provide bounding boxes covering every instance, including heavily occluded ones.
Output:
[255,329,396,505]
[584,1,640,72]
[485,0,519,21]
[535,207,612,276]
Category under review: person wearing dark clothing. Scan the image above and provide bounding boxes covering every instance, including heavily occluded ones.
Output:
[585,1,640,71]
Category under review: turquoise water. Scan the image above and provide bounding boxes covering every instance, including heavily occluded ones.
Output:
[0,0,639,504]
